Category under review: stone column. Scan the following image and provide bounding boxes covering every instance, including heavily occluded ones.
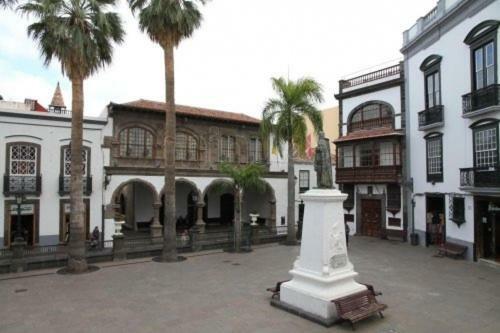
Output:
[195,201,206,233]
[269,200,276,227]
[112,234,126,261]
[10,240,27,273]
[150,202,163,242]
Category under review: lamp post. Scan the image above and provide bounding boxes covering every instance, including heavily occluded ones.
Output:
[14,194,25,242]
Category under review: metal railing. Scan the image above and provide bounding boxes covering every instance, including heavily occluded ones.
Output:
[3,175,42,196]
[463,84,500,115]
[418,105,444,128]
[0,248,12,258]
[59,176,93,196]
[23,244,66,257]
[340,64,401,89]
[460,166,500,188]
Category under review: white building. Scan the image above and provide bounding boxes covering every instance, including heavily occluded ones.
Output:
[402,0,500,261]
[0,88,108,247]
[334,64,406,240]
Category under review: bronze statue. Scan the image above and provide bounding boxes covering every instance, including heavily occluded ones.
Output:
[314,132,334,189]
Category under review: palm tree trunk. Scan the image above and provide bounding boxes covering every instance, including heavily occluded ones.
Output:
[161,39,178,261]
[234,188,241,252]
[286,140,297,244]
[67,77,88,273]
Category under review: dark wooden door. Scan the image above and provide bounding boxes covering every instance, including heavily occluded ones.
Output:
[361,199,382,237]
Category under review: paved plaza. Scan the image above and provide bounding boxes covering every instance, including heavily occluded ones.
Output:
[1,237,499,333]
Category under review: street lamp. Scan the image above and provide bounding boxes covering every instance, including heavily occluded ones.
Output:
[14,194,25,242]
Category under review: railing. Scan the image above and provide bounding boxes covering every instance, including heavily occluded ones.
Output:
[340,64,401,89]
[3,175,42,196]
[123,237,157,249]
[463,84,500,115]
[23,244,66,257]
[423,5,438,24]
[48,107,72,116]
[59,176,93,196]
[0,248,12,258]
[348,117,393,132]
[336,165,402,184]
[418,105,444,128]
[460,166,500,188]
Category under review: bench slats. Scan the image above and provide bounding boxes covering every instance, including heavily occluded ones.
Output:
[332,289,387,330]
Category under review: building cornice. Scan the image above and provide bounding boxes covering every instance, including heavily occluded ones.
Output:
[0,110,107,125]
[334,78,403,100]
[105,166,288,178]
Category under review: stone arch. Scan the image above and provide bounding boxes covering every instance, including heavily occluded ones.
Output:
[201,178,234,198]
[111,178,159,205]
[242,180,277,226]
[159,178,202,199]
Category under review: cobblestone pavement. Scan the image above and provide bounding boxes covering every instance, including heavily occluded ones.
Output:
[1,237,499,333]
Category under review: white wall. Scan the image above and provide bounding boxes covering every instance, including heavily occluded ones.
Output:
[406,1,500,245]
[0,109,107,245]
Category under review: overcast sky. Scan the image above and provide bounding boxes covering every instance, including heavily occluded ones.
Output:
[0,0,437,118]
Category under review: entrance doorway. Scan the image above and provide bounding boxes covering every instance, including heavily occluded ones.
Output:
[220,193,235,226]
[6,202,37,247]
[361,199,382,237]
[425,194,445,246]
[475,198,500,262]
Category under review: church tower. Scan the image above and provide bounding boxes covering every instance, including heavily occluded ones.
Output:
[49,82,67,113]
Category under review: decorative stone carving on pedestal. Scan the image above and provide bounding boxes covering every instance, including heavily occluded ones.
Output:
[274,188,366,326]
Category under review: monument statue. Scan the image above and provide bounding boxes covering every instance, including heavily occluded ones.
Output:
[314,132,334,189]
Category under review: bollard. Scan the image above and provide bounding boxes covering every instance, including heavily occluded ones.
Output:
[10,241,27,273]
[112,234,126,261]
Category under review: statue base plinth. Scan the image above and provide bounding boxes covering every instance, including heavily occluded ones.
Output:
[277,188,366,323]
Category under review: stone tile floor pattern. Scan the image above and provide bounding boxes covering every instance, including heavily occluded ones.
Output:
[0,237,499,333]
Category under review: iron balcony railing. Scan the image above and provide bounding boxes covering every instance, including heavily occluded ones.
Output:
[340,64,401,89]
[59,176,93,196]
[3,175,42,196]
[460,166,500,188]
[462,84,500,115]
[418,105,444,128]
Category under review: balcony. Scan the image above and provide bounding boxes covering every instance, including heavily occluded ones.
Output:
[340,64,401,90]
[462,84,500,117]
[336,165,402,184]
[3,175,42,196]
[460,167,500,191]
[59,176,93,196]
[418,105,444,130]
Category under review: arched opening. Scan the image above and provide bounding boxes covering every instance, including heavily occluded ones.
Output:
[160,179,201,232]
[202,179,235,229]
[242,182,276,226]
[111,179,159,237]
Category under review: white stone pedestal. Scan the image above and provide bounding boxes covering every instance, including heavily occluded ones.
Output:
[279,188,366,324]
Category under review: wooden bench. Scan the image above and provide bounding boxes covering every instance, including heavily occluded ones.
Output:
[437,242,467,259]
[266,279,290,299]
[331,289,387,330]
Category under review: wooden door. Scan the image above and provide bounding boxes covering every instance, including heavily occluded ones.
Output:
[361,199,382,237]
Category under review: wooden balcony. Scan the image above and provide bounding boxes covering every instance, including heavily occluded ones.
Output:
[418,105,444,130]
[3,175,42,196]
[59,176,93,196]
[460,167,500,189]
[462,84,500,117]
[336,165,402,184]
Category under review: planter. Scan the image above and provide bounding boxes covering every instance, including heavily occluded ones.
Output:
[249,213,260,226]
[114,220,125,236]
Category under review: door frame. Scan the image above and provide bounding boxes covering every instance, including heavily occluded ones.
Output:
[59,198,91,243]
[4,199,40,247]
[424,193,446,246]
[356,193,386,238]
[474,195,500,261]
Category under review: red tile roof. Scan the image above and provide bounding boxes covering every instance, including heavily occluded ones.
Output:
[334,128,404,143]
[114,99,261,125]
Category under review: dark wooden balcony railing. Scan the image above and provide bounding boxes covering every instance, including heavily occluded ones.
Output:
[340,64,401,89]
[3,175,42,196]
[418,105,444,128]
[348,117,393,132]
[460,166,500,188]
[59,176,93,196]
[462,84,500,115]
[336,165,402,184]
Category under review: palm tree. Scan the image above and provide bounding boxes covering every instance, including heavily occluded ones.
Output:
[218,162,266,252]
[261,77,323,245]
[1,0,16,8]
[20,0,124,273]
[128,0,206,262]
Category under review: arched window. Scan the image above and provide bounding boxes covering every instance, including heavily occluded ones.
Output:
[119,127,154,158]
[176,132,198,161]
[348,102,393,132]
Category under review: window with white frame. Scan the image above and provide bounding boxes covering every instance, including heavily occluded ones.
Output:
[426,134,443,182]
[474,41,495,90]
[338,146,353,168]
[299,170,310,193]
[63,147,89,176]
[474,125,498,168]
[220,135,236,162]
[9,144,38,176]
